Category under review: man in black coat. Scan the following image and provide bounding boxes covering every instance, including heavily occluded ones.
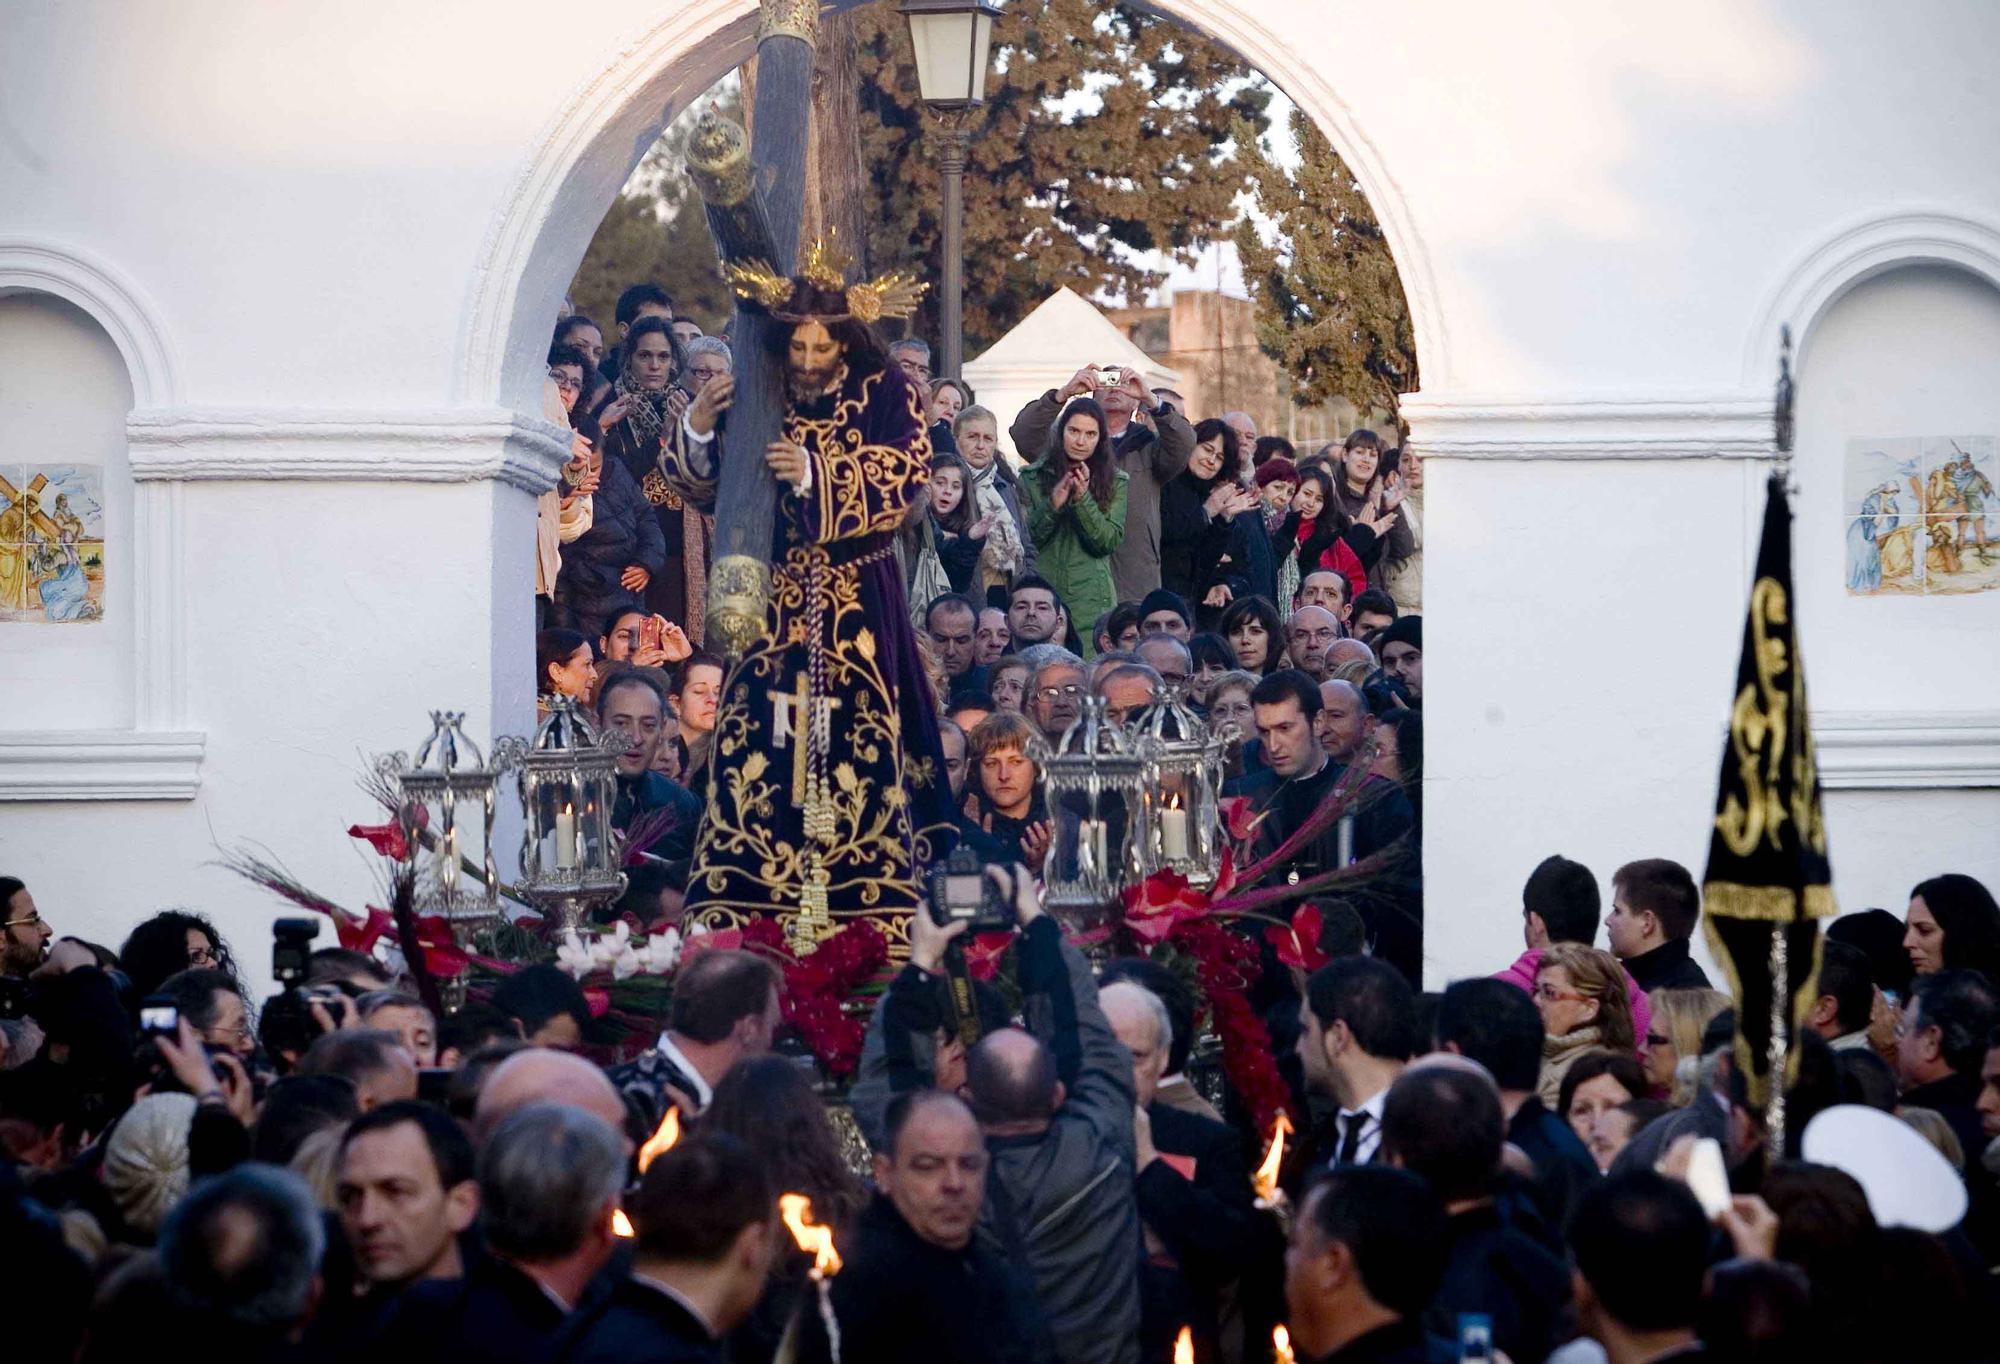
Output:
[1432,979,1598,1236]
[801,1091,1055,1364]
[375,1105,625,1363]
[1381,1062,1572,1364]
[596,670,701,921]
[556,1135,776,1364]
[1284,1167,1456,1364]
[1100,981,1260,1363]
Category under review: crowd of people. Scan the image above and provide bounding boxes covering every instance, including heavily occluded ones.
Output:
[7,281,1999,1364]
[5,858,2000,1362]
[532,281,1429,971]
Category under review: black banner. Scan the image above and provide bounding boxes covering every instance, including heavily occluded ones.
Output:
[1701,472,1837,1113]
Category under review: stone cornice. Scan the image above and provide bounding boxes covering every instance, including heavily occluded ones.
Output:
[1814,711,2000,790]
[1403,391,1774,461]
[127,407,571,495]
[0,730,206,801]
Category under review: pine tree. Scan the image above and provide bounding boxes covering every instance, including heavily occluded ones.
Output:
[1235,107,1417,422]
[849,0,1270,350]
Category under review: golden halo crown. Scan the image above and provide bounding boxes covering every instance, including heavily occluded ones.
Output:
[723,228,928,326]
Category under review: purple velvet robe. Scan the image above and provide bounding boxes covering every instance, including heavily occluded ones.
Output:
[659,361,956,956]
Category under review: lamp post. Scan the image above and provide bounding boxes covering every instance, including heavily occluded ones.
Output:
[900,0,1002,379]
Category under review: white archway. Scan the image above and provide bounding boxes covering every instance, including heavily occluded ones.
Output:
[0,236,182,407]
[454,0,1442,415]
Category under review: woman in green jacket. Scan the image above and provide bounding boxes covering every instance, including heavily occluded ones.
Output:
[1018,396,1128,655]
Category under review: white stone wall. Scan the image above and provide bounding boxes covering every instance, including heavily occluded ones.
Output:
[1,0,1996,992]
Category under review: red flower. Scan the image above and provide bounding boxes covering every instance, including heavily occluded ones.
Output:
[347,821,409,861]
[1266,903,1331,972]
[339,906,396,954]
[411,915,470,978]
[1220,796,1264,845]
[1122,869,1212,944]
[963,932,1014,982]
[581,987,611,1018]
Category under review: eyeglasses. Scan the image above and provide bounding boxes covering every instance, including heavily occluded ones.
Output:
[187,946,219,966]
[1644,1032,1671,1048]
[546,368,582,393]
[1038,684,1084,701]
[1533,984,1587,1005]
[2,910,42,929]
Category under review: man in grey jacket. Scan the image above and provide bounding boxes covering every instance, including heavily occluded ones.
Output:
[1011,366,1194,604]
[852,869,1141,1364]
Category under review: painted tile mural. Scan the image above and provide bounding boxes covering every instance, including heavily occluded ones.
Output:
[1844,436,1998,596]
[0,464,106,622]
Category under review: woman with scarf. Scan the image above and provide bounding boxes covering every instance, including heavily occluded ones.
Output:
[953,403,1028,604]
[591,315,710,637]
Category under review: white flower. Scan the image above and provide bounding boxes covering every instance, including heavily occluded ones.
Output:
[555,931,596,981]
[632,928,683,976]
[588,921,632,968]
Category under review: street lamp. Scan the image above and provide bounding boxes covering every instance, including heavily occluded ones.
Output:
[901,0,1003,380]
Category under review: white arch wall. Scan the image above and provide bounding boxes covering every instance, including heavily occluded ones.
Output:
[1,1,1998,984]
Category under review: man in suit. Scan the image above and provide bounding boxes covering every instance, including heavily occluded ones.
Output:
[1298,959,1417,1170]
[610,949,781,1125]
[1101,981,1258,1363]
[375,1104,625,1361]
[556,1135,776,1363]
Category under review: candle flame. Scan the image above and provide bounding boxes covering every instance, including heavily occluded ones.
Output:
[636,1106,681,1173]
[1173,1326,1194,1364]
[1252,1110,1293,1201]
[612,1208,634,1238]
[779,1193,842,1276]
[1273,1324,1296,1364]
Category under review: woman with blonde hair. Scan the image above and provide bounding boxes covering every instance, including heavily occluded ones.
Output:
[1644,986,1731,1105]
[1533,942,1636,1107]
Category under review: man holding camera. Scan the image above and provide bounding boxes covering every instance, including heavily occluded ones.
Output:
[853,866,1142,1364]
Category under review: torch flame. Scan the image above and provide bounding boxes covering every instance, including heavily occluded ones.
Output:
[779,1193,843,1276]
[1252,1110,1293,1201]
[636,1106,681,1173]
[1273,1324,1296,1364]
[612,1208,634,1238]
[1173,1327,1194,1364]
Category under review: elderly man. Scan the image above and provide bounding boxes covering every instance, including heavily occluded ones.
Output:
[975,606,1012,664]
[1223,411,1258,449]
[1297,568,1352,625]
[1286,605,1343,681]
[1030,653,1089,740]
[472,1047,631,1147]
[1316,679,1373,768]
[683,335,731,389]
[1097,663,1161,726]
[1101,981,1257,1364]
[1012,367,1195,604]
[1136,634,1192,692]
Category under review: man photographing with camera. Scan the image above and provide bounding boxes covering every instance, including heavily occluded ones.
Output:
[854,865,1142,1364]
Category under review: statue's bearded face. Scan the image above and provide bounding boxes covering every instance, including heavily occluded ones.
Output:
[787,320,845,393]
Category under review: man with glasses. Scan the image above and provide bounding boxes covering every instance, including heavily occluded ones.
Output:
[158,967,258,1058]
[1030,655,1089,741]
[888,337,934,392]
[1286,605,1343,681]
[0,876,53,976]
[684,335,732,390]
[1135,634,1191,691]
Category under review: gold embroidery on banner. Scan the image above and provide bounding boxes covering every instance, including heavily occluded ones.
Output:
[1715,577,1790,858]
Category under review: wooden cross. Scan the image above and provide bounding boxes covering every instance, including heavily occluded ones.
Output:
[681,0,819,657]
[0,472,61,542]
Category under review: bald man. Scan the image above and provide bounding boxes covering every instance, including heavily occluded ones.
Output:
[1316,680,1372,767]
[1098,664,1161,726]
[1222,411,1258,448]
[474,1048,630,1148]
[1099,981,1258,1363]
[1286,605,1342,680]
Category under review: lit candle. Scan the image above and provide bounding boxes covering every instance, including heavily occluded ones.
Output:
[1173,1327,1194,1364]
[1160,801,1190,861]
[1251,1111,1292,1204]
[1273,1324,1297,1364]
[555,804,578,871]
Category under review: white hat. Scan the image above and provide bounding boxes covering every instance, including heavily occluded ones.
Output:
[1800,1104,1968,1233]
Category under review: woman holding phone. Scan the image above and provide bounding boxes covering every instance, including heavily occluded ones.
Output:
[1018,396,1127,656]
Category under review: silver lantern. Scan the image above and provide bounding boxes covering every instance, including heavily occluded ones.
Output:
[504,696,628,935]
[1133,683,1231,887]
[378,711,504,931]
[1027,695,1159,924]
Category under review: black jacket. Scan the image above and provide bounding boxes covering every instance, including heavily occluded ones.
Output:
[1621,938,1712,993]
[554,454,667,632]
[1900,1071,1987,1175]
[796,1196,1055,1364]
[1158,473,1235,606]
[1422,1202,1571,1364]
[1136,1104,1260,1363]
[554,1271,719,1364]
[372,1250,571,1363]
[1309,1320,1458,1364]
[1505,1097,1599,1233]
[609,770,701,920]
